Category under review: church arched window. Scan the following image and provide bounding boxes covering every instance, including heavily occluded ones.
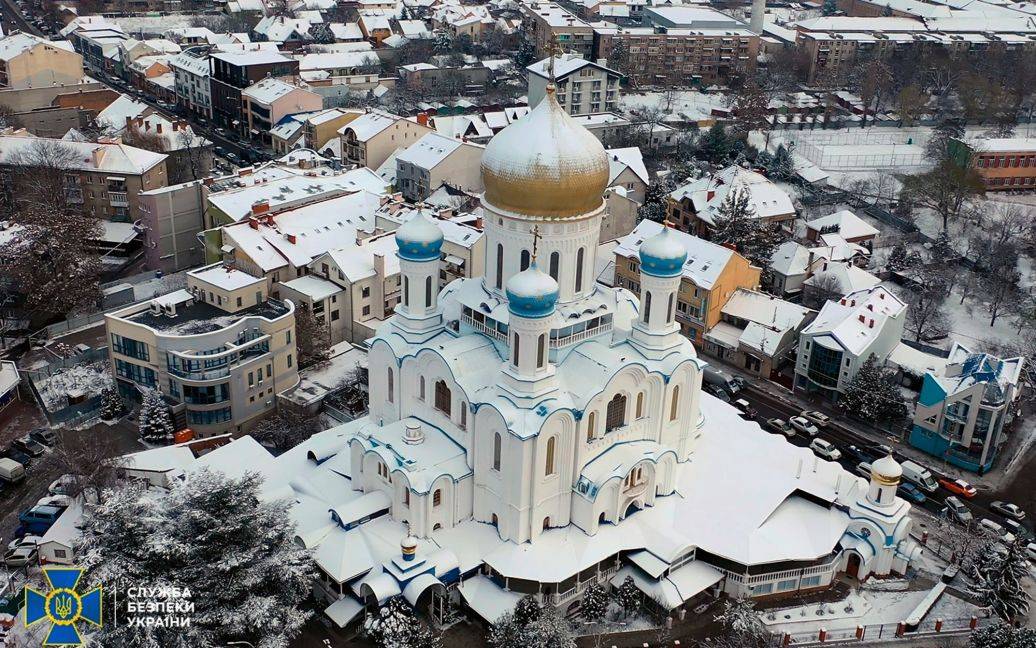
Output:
[520,249,530,271]
[493,432,501,471]
[537,333,546,369]
[403,276,409,307]
[667,293,675,323]
[387,367,394,403]
[636,392,644,418]
[586,411,596,442]
[425,275,432,308]
[606,393,627,432]
[575,247,585,292]
[435,380,452,416]
[545,436,556,476]
[460,401,467,429]
[644,291,652,325]
[670,385,680,421]
[419,376,426,401]
[495,244,503,289]
[549,251,560,281]
[512,333,520,366]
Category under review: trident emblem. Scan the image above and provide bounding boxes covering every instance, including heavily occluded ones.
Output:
[25,567,102,645]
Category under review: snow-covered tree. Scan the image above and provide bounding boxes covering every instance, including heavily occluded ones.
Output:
[77,469,313,647]
[616,575,641,618]
[969,623,1036,648]
[138,387,174,442]
[606,39,629,77]
[709,188,784,269]
[767,143,796,181]
[638,174,677,223]
[697,122,734,164]
[294,305,331,368]
[514,29,535,68]
[580,583,608,623]
[433,30,453,53]
[489,598,574,648]
[716,596,767,646]
[251,408,321,452]
[99,385,124,421]
[969,539,1032,622]
[905,283,949,342]
[837,354,907,425]
[886,242,922,273]
[822,0,838,15]
[364,597,439,648]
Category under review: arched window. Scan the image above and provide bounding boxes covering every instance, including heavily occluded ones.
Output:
[587,411,596,442]
[434,379,451,416]
[512,333,520,366]
[520,249,530,271]
[549,251,560,281]
[545,436,556,476]
[575,247,585,292]
[606,393,627,432]
[670,385,680,421]
[460,401,467,429]
[644,291,652,325]
[433,489,442,507]
[667,293,675,323]
[419,376,426,401]
[495,243,503,289]
[542,517,551,530]
[491,513,499,527]
[425,275,432,308]
[387,367,394,403]
[636,392,644,418]
[493,432,501,470]
[537,333,546,369]
[403,276,409,307]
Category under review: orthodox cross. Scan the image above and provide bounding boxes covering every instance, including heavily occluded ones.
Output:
[531,225,542,263]
[547,36,561,84]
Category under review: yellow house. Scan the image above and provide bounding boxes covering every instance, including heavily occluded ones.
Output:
[614,220,760,346]
[0,33,84,89]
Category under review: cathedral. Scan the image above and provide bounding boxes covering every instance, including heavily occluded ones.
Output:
[304,76,922,626]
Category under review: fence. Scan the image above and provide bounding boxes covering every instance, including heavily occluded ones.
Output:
[779,129,931,172]
[21,346,111,426]
[768,615,994,647]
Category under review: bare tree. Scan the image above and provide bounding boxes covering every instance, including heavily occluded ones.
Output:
[3,137,80,215]
[900,160,985,231]
[803,271,844,309]
[43,431,124,504]
[251,409,321,452]
[905,285,949,342]
[730,80,770,143]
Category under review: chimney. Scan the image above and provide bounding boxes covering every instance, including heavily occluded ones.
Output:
[373,251,385,278]
[706,189,716,201]
[869,319,875,329]
[249,218,259,229]
[91,147,106,167]
[125,115,133,127]
[858,314,865,323]
[475,215,483,230]
[416,112,428,126]
[286,233,297,244]
[251,199,270,216]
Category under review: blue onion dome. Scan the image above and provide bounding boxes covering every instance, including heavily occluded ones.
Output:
[506,262,559,319]
[639,226,687,278]
[395,214,444,262]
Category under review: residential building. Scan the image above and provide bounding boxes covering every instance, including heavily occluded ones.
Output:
[302,108,363,152]
[802,261,881,308]
[794,285,906,402]
[0,33,84,89]
[527,54,622,116]
[397,62,492,94]
[395,132,485,202]
[0,134,168,222]
[703,288,815,378]
[910,343,1024,473]
[949,137,1036,191]
[240,78,323,145]
[118,114,214,184]
[521,2,595,58]
[606,146,648,204]
[667,166,795,238]
[138,178,209,274]
[338,109,434,170]
[209,50,299,135]
[602,185,639,242]
[614,220,761,345]
[104,262,299,436]
[768,240,871,300]
[805,209,879,249]
[169,51,212,119]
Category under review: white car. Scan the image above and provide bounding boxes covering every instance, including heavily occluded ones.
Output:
[810,438,842,461]
[979,519,1017,544]
[990,501,1026,521]
[48,474,78,496]
[7,535,41,551]
[37,494,72,509]
[3,545,37,567]
[789,416,820,437]
[855,462,873,478]
[801,410,832,427]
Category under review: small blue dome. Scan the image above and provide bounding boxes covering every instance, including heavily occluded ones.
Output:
[395,214,444,262]
[506,263,558,319]
[639,226,687,278]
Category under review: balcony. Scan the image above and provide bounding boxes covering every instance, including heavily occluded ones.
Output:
[109,191,129,207]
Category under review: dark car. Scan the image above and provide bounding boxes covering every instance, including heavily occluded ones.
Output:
[29,428,57,447]
[13,436,45,458]
[842,445,872,465]
[3,447,32,467]
[897,482,927,504]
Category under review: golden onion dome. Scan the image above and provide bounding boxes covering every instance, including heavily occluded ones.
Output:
[871,454,902,486]
[481,87,610,218]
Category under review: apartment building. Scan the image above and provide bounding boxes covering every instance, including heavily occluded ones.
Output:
[949,137,1036,191]
[395,132,485,202]
[169,51,212,119]
[209,50,299,135]
[668,166,796,238]
[0,33,84,89]
[527,53,621,116]
[139,178,209,274]
[0,134,168,222]
[241,79,323,146]
[614,220,761,346]
[105,263,299,437]
[521,2,595,58]
[338,109,434,170]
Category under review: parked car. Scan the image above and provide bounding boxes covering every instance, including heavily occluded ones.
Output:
[1003,518,1028,540]
[990,501,1026,521]
[765,418,794,437]
[897,482,927,504]
[48,474,78,495]
[7,535,41,551]
[944,496,973,525]
[3,447,32,467]
[703,383,731,402]
[801,410,831,427]
[13,436,45,458]
[901,460,939,492]
[809,438,842,461]
[867,443,895,460]
[732,398,756,419]
[843,445,872,465]
[855,461,873,478]
[789,416,820,437]
[3,545,38,568]
[979,518,1016,544]
[703,366,742,397]
[0,457,25,483]
[29,427,57,447]
[938,477,977,499]
[18,505,64,535]
[37,494,72,509]
[1027,542,1036,562]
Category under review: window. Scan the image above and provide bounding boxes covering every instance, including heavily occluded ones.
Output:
[287,354,293,367]
[587,411,596,441]
[420,376,426,400]
[425,276,432,308]
[403,489,410,506]
[287,330,291,344]
[433,489,442,506]
[54,549,67,559]
[636,392,644,418]
[404,276,409,306]
[606,393,627,431]
[331,309,340,321]
[753,583,774,595]
[493,432,501,471]
[362,286,370,298]
[187,407,232,425]
[387,367,394,403]
[362,305,370,316]
[545,436,556,476]
[537,333,546,368]
[667,293,674,323]
[115,360,156,387]
[777,579,797,592]
[496,243,503,289]
[376,460,389,479]
[549,251,560,281]
[111,334,149,361]
[575,247,585,292]
[236,296,242,307]
[512,332,520,366]
[460,401,467,429]
[801,575,822,588]
[644,291,652,325]
[520,249,530,271]
[670,385,680,421]
[434,380,452,416]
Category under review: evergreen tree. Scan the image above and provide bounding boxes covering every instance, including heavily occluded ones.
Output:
[768,143,796,181]
[365,598,442,648]
[513,595,542,627]
[606,39,630,77]
[100,385,124,421]
[881,3,893,15]
[886,242,922,273]
[514,29,535,68]
[489,598,574,648]
[822,0,838,15]
[580,583,608,623]
[969,539,1032,622]
[709,188,784,269]
[138,387,174,442]
[697,122,731,164]
[616,575,641,618]
[969,623,1036,648]
[77,470,312,647]
[638,174,677,223]
[837,354,907,425]
[433,30,453,53]
[716,596,767,647]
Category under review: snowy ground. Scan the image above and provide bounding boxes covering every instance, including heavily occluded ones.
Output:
[34,361,112,411]
[621,90,729,123]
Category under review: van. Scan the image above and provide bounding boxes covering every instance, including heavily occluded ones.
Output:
[703,366,743,396]
[900,460,938,492]
[18,505,64,535]
[0,458,25,483]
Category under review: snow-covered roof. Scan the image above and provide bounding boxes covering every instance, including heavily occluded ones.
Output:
[396,132,481,170]
[122,444,196,473]
[298,51,379,72]
[281,275,342,301]
[801,285,906,356]
[339,109,406,141]
[615,220,739,290]
[606,146,649,186]
[966,137,1036,153]
[210,49,293,66]
[803,262,881,296]
[722,289,813,333]
[670,165,795,226]
[0,135,166,175]
[933,342,1024,402]
[188,262,265,291]
[168,52,210,77]
[242,78,307,104]
[888,342,950,378]
[94,94,151,131]
[0,360,19,398]
[328,22,365,40]
[0,32,76,61]
[526,52,618,80]
[806,209,879,240]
